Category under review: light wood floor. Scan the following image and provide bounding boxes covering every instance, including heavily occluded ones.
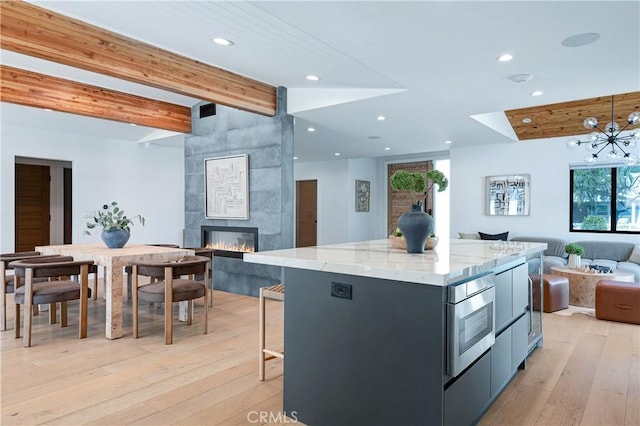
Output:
[480,310,639,426]
[1,284,638,425]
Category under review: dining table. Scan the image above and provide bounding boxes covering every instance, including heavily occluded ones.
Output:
[35,243,194,339]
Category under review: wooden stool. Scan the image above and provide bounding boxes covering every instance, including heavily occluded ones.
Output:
[259,284,284,381]
[596,280,640,324]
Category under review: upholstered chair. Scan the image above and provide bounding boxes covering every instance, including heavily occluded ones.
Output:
[184,247,214,306]
[10,256,95,347]
[131,255,209,344]
[125,244,181,299]
[0,251,61,331]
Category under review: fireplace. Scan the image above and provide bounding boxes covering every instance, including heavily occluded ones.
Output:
[201,226,258,259]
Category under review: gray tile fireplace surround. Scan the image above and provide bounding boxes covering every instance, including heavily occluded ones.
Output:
[183,89,293,297]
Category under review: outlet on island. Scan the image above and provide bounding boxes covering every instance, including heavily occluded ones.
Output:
[331,282,352,300]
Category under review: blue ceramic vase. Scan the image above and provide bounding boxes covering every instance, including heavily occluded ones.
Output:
[101,229,130,249]
[397,202,434,254]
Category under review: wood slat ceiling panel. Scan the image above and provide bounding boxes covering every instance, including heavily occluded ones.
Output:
[1,65,192,133]
[506,91,640,141]
[0,1,277,116]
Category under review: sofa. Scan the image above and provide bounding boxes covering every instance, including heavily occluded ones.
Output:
[511,237,640,281]
[458,232,640,281]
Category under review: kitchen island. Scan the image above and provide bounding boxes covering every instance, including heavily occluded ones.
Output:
[244,238,546,425]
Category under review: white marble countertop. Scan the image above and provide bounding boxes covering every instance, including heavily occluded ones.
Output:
[244,239,547,286]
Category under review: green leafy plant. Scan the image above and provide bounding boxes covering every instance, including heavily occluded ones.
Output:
[565,243,585,256]
[390,169,449,206]
[84,201,145,235]
[581,215,608,231]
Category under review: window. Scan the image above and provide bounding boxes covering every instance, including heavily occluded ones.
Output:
[570,165,640,233]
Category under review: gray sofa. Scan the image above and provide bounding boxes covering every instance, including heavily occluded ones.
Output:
[511,237,640,281]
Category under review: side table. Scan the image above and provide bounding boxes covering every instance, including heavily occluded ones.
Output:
[550,266,634,308]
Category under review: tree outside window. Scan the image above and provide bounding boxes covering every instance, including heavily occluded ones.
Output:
[570,166,640,233]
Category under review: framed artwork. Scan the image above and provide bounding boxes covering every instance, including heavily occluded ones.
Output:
[486,174,530,216]
[355,179,370,212]
[205,154,249,219]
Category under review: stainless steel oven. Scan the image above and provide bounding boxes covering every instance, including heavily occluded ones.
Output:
[447,273,496,377]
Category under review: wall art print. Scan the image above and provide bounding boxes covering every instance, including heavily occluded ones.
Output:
[355,179,370,212]
[486,174,530,216]
[205,154,249,220]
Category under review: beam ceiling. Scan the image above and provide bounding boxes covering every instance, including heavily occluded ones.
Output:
[506,91,640,141]
[1,65,192,133]
[0,0,277,117]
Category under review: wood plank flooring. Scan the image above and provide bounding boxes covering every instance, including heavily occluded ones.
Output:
[1,282,638,425]
[480,311,639,426]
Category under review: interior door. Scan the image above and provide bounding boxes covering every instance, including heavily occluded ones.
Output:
[64,167,72,244]
[388,161,432,235]
[296,180,317,247]
[15,164,51,252]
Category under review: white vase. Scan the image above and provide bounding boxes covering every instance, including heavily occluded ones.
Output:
[568,254,581,269]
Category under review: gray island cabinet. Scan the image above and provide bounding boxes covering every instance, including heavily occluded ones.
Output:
[244,239,546,426]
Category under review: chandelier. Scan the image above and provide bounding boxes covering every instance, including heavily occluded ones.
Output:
[566,95,640,164]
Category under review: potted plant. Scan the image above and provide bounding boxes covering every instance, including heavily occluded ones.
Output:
[84,201,145,248]
[565,243,584,269]
[389,169,448,253]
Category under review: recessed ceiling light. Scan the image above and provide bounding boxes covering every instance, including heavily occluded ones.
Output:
[384,147,391,151]
[497,54,513,62]
[129,123,137,126]
[43,108,53,112]
[561,33,600,48]
[377,115,386,121]
[307,127,315,132]
[305,75,320,81]
[212,37,234,46]
[444,140,452,145]
[293,156,299,160]
[510,73,533,83]
[368,136,382,140]
[530,90,544,97]
[522,117,532,124]
[334,152,341,156]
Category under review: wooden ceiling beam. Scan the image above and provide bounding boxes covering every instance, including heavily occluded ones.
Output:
[0,0,277,116]
[506,91,640,141]
[1,65,192,133]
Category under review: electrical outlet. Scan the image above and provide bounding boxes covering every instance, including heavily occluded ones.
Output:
[331,282,352,300]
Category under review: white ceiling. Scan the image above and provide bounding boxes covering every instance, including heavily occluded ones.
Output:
[1,0,639,161]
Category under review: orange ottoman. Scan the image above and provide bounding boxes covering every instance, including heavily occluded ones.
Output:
[531,274,569,313]
[595,280,640,325]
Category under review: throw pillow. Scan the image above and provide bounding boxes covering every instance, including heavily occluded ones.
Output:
[458,232,480,240]
[479,231,509,241]
[628,244,640,264]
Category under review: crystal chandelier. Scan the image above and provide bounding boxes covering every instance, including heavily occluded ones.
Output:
[566,95,640,164]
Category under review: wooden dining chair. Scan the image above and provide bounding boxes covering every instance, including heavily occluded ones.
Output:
[125,244,181,299]
[0,251,62,331]
[10,256,94,347]
[184,247,214,307]
[131,255,209,344]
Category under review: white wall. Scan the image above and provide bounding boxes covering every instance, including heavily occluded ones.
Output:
[0,124,185,252]
[294,160,349,244]
[450,137,640,244]
[346,158,380,242]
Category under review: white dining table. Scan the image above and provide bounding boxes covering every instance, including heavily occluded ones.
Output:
[36,243,193,339]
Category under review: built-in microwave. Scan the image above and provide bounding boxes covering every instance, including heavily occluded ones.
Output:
[446,273,496,378]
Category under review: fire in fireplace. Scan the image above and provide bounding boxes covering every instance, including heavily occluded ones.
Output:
[201,226,258,259]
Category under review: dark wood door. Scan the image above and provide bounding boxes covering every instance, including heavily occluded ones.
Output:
[388,161,432,235]
[296,180,317,247]
[15,164,50,252]
[64,167,72,244]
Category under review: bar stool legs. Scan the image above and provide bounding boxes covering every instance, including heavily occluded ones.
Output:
[259,284,285,381]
